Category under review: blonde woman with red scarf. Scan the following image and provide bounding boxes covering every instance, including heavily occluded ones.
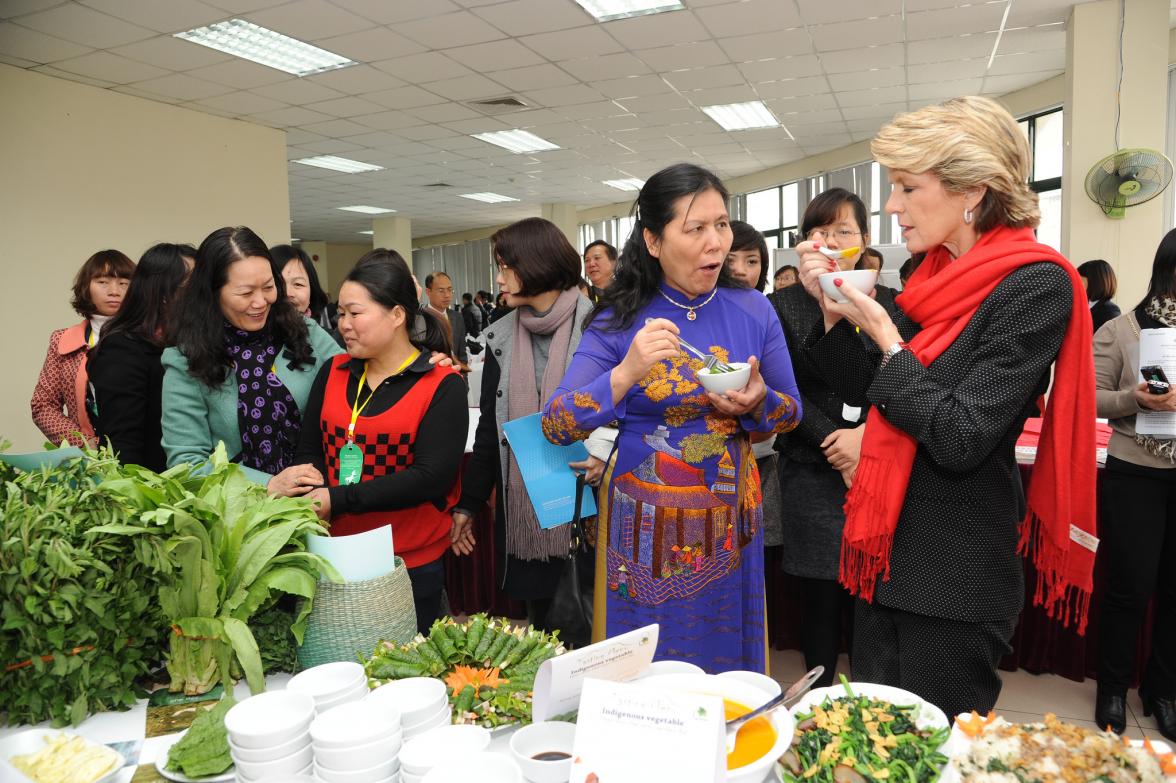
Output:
[796,96,1097,718]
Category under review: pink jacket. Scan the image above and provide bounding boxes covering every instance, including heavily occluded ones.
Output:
[30,321,94,446]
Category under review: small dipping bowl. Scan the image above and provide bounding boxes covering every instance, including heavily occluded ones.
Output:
[509,721,576,783]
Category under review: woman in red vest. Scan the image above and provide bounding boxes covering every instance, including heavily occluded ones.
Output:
[295,249,467,632]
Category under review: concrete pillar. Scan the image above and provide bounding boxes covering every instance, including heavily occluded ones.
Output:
[372,215,412,266]
[300,240,330,294]
[541,203,580,248]
[1063,0,1168,304]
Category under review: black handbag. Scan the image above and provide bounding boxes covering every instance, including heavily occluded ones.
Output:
[543,473,595,649]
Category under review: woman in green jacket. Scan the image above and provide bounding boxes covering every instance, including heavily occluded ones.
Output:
[162,226,343,493]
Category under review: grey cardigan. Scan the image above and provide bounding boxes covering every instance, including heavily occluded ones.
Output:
[1093,310,1175,469]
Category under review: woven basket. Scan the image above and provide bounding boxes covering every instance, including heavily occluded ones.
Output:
[298,558,418,669]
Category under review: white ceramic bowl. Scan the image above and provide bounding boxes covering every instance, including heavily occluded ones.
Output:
[639,660,705,678]
[718,669,782,698]
[399,725,491,776]
[402,703,450,735]
[695,362,751,396]
[287,661,366,700]
[422,752,521,783]
[225,691,317,750]
[791,682,948,732]
[228,729,309,763]
[235,765,313,783]
[367,678,448,726]
[508,721,576,783]
[314,730,403,772]
[818,269,878,303]
[314,679,371,712]
[401,771,424,783]
[232,743,313,779]
[314,758,400,783]
[640,672,796,783]
[311,700,400,749]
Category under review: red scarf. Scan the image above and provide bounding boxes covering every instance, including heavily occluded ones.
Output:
[840,225,1098,633]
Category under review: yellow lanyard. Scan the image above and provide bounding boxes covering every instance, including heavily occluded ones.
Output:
[347,351,420,441]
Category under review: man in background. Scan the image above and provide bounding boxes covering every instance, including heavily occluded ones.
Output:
[425,272,468,371]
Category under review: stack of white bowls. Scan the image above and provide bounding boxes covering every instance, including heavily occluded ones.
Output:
[311,699,403,783]
[366,678,450,740]
[286,661,368,711]
[224,691,316,782]
[421,751,520,783]
[398,725,491,783]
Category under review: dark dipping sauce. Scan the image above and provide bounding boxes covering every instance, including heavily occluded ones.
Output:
[531,751,572,762]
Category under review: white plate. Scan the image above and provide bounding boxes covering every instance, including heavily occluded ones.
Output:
[153,730,236,783]
[0,729,127,783]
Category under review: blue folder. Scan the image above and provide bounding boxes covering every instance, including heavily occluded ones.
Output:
[502,413,597,529]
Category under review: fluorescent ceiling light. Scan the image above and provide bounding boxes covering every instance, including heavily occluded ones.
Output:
[338,205,395,214]
[174,19,355,77]
[459,192,520,203]
[603,178,645,191]
[701,100,780,131]
[472,129,560,154]
[358,230,374,235]
[294,155,384,173]
[572,0,684,22]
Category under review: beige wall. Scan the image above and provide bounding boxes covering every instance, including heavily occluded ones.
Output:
[0,64,290,450]
[320,243,374,299]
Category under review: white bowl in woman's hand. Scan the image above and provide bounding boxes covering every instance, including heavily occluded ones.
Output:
[819,269,877,303]
[696,362,751,396]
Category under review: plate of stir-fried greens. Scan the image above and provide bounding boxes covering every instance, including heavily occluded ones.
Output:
[776,677,950,783]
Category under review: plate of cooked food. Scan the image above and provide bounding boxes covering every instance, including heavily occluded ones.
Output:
[0,729,126,783]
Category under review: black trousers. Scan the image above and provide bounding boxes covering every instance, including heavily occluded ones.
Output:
[852,599,1017,719]
[1097,464,1176,697]
[407,558,446,635]
[798,576,852,688]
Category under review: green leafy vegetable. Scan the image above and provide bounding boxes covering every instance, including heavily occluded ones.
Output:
[249,601,301,676]
[167,696,235,777]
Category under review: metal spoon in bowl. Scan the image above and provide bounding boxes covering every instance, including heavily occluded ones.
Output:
[643,318,735,373]
[724,666,825,753]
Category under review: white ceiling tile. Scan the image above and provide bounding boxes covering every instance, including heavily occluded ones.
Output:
[827,66,906,91]
[292,138,366,155]
[442,116,513,134]
[999,25,1066,54]
[194,89,288,115]
[367,84,447,109]
[487,63,579,91]
[203,0,291,12]
[508,107,572,127]
[248,105,336,127]
[396,124,460,142]
[612,91,692,112]
[251,77,344,104]
[636,40,729,71]
[981,70,1063,96]
[751,74,829,98]
[839,100,907,120]
[685,84,758,105]
[285,128,327,145]
[577,114,641,133]
[404,102,482,122]
[907,77,984,102]
[561,52,650,81]
[661,64,745,92]
[812,15,904,52]
[353,109,431,130]
[795,0,902,25]
[906,4,1005,40]
[1006,0,1074,29]
[423,73,509,101]
[524,83,607,106]
[373,52,472,83]
[520,25,622,61]
[396,11,507,49]
[304,95,385,117]
[14,3,154,48]
[129,71,235,100]
[0,51,37,66]
[329,0,459,24]
[557,100,627,119]
[186,58,291,89]
[443,38,545,71]
[341,129,410,147]
[52,49,170,83]
[34,63,118,88]
[905,33,996,65]
[986,49,1066,76]
[737,55,821,82]
[800,134,851,153]
[718,28,813,61]
[301,117,374,137]
[602,9,709,50]
[471,0,590,36]
[772,104,842,124]
[244,0,371,41]
[114,34,230,70]
[110,82,183,101]
[0,20,91,62]
[901,0,965,10]
[308,64,406,95]
[820,43,904,73]
[590,73,673,99]
[695,0,802,37]
[908,58,987,83]
[78,0,225,34]
[2,0,73,19]
[844,116,887,133]
[313,27,427,62]
[836,84,906,108]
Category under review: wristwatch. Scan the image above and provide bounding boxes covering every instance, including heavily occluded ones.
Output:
[879,341,907,369]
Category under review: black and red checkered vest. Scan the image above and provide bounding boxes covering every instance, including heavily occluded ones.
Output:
[320,354,461,568]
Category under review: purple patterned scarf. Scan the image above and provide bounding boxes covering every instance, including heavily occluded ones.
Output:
[224,322,301,475]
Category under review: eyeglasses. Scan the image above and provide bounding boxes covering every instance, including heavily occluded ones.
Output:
[807,227,861,242]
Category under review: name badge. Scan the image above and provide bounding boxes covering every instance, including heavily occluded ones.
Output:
[842,403,863,422]
[338,442,364,486]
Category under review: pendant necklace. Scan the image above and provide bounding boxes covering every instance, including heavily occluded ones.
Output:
[658,287,717,321]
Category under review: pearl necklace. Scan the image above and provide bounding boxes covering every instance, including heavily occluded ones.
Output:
[658,287,717,321]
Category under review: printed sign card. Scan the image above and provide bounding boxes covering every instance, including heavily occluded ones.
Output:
[531,624,659,722]
[306,524,395,582]
[569,678,725,783]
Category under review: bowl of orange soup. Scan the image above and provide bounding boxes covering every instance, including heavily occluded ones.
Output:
[639,672,795,782]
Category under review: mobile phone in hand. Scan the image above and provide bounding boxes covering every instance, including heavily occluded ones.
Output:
[1141,365,1170,395]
